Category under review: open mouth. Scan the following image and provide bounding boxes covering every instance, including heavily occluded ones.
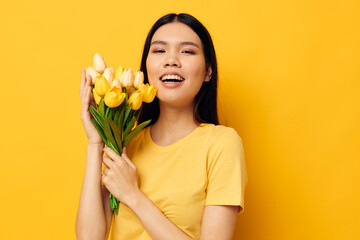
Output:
[160,74,185,83]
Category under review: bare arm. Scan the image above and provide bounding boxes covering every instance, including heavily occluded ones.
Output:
[75,144,113,240]
[128,192,239,240]
[118,186,239,240]
[128,190,195,240]
[102,184,114,239]
[200,205,240,240]
[76,69,113,239]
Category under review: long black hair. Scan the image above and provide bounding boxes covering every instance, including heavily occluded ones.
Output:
[138,13,219,125]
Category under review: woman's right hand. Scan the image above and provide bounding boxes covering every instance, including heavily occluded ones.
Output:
[80,68,103,145]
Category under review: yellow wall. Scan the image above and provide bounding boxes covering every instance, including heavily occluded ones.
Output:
[1,0,359,239]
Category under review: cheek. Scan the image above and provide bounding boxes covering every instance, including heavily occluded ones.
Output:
[186,61,206,83]
[146,57,155,83]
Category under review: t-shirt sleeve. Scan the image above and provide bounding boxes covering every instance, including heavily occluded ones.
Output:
[205,128,248,214]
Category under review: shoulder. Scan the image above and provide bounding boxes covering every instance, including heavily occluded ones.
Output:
[202,124,245,165]
[201,124,243,147]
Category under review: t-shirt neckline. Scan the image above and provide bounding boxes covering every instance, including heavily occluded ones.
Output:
[145,123,209,152]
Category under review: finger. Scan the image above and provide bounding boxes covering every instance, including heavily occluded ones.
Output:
[89,90,97,108]
[103,146,121,162]
[102,174,108,184]
[81,86,91,111]
[103,156,115,168]
[82,74,91,101]
[86,74,93,87]
[104,168,110,176]
[84,86,91,108]
[80,68,85,96]
[121,147,136,170]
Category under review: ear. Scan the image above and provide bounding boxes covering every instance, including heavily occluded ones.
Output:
[204,64,212,82]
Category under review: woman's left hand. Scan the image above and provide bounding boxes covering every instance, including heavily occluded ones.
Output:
[102,146,140,207]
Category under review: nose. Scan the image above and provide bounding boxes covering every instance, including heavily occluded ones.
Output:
[163,51,181,68]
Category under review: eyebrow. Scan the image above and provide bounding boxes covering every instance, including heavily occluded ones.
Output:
[150,40,200,49]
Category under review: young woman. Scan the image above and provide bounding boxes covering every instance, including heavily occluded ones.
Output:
[76,13,248,240]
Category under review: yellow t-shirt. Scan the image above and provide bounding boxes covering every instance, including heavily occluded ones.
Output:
[109,123,248,240]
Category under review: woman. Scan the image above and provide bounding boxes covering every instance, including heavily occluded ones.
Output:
[76,13,248,240]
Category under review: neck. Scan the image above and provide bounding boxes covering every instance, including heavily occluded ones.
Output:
[150,101,200,146]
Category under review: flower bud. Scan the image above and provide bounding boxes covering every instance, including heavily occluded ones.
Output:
[92,88,102,105]
[127,86,135,96]
[133,71,144,89]
[103,67,114,85]
[120,68,134,90]
[128,91,142,110]
[104,86,126,108]
[139,83,157,103]
[94,75,111,97]
[86,66,100,85]
[93,53,107,73]
[111,79,122,89]
[115,66,124,80]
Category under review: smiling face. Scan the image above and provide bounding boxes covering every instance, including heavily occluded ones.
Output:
[146,22,211,108]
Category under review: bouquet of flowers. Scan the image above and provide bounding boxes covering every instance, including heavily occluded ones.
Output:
[85,53,157,214]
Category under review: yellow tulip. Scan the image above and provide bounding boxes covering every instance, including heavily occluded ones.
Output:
[104,86,126,108]
[95,75,110,97]
[93,53,107,73]
[111,79,122,89]
[115,66,124,80]
[103,67,114,85]
[120,68,134,90]
[139,83,157,103]
[128,91,142,110]
[86,66,100,85]
[133,71,144,89]
[92,88,102,105]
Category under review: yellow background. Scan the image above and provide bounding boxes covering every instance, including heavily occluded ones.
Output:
[0,0,359,239]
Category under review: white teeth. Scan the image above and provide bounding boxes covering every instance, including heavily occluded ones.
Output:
[160,74,184,81]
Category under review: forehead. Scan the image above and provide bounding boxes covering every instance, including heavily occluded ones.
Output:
[151,22,202,48]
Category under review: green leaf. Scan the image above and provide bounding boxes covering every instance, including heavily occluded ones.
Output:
[105,107,110,118]
[115,104,126,127]
[98,98,105,117]
[89,105,104,127]
[114,102,124,126]
[109,119,122,153]
[124,88,128,104]
[103,118,119,153]
[124,116,136,137]
[109,194,120,214]
[134,105,143,120]
[122,106,132,129]
[123,120,151,146]
[107,140,120,155]
[110,108,116,119]
[90,119,108,145]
